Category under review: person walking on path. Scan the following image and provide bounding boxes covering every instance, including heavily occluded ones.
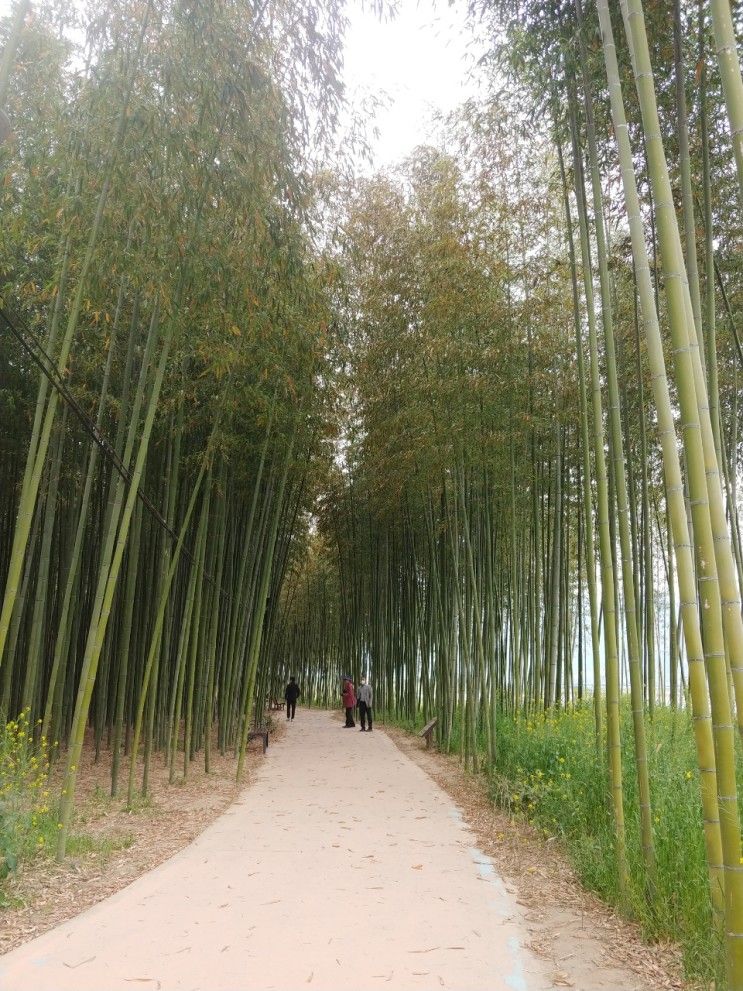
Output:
[284,677,300,720]
[357,678,373,732]
[342,677,356,727]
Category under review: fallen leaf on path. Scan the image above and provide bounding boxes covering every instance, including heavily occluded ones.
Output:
[63,957,96,969]
[411,863,423,870]
[306,972,313,983]
[408,947,439,954]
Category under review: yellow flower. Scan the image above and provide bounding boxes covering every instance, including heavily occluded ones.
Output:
[684,771,693,781]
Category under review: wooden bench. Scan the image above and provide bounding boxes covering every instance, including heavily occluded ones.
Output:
[247,727,269,754]
[267,697,285,711]
[419,717,438,749]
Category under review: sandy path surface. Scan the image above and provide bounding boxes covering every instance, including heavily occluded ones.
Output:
[1,710,560,991]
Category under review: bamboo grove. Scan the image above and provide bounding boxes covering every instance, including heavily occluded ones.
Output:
[0,0,348,859]
[4,0,743,986]
[268,0,743,986]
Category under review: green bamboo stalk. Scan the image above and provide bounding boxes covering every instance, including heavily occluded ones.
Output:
[0,3,152,674]
[708,0,743,205]
[598,0,725,927]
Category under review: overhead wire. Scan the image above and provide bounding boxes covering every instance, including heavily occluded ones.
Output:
[0,301,232,600]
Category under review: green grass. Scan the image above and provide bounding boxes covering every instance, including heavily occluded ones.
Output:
[489,702,720,985]
[65,831,135,858]
[124,790,154,814]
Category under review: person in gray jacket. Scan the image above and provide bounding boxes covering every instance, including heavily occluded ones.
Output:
[357,678,373,732]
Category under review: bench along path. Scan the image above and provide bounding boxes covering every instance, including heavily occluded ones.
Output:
[1,710,553,991]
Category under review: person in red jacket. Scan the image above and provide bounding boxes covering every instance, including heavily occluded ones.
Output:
[342,678,356,727]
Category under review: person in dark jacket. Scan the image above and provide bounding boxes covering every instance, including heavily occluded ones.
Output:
[342,678,356,727]
[284,677,300,720]
[357,678,373,732]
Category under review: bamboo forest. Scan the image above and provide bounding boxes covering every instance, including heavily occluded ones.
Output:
[2,0,743,986]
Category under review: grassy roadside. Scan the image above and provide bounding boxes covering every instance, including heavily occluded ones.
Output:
[383,701,720,988]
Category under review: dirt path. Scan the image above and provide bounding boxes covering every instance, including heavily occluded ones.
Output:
[0,710,664,991]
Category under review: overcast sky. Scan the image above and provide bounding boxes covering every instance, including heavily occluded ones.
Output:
[342,0,483,170]
[0,0,483,171]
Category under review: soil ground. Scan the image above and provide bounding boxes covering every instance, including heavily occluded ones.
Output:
[0,710,687,991]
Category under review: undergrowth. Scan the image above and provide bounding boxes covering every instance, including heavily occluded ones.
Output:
[0,710,136,903]
[0,708,57,878]
[490,702,719,987]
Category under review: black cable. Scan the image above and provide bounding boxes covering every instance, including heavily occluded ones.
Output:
[0,302,231,600]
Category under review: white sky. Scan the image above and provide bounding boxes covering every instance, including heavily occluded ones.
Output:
[342,0,483,170]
